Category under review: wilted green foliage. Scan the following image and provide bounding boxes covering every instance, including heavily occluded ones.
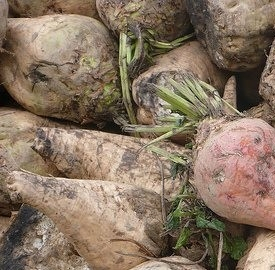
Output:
[165,168,247,269]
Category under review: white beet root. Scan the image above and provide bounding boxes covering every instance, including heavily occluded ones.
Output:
[6,171,168,270]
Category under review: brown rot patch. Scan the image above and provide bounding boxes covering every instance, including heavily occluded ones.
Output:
[256,190,267,197]
[0,205,42,269]
[32,128,54,158]
[212,168,225,184]
[35,175,77,200]
[116,256,125,264]
[254,136,262,144]
[119,149,138,170]
[121,188,161,220]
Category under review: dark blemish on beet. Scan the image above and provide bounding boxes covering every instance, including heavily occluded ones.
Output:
[254,136,262,144]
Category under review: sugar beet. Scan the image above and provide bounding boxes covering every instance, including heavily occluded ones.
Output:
[193,117,275,230]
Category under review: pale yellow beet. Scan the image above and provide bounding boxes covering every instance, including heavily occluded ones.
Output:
[237,228,275,270]
[32,127,187,199]
[6,171,168,270]
[0,107,72,215]
[132,41,229,128]
[0,15,120,124]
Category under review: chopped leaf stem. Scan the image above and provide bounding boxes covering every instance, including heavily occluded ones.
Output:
[119,32,137,125]
[123,124,181,134]
[168,78,209,116]
[138,122,196,152]
[147,145,190,165]
[155,84,200,119]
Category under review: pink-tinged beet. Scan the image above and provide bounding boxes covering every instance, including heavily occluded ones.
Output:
[193,117,275,230]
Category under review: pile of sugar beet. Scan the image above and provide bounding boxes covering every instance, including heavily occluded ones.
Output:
[2,1,275,269]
